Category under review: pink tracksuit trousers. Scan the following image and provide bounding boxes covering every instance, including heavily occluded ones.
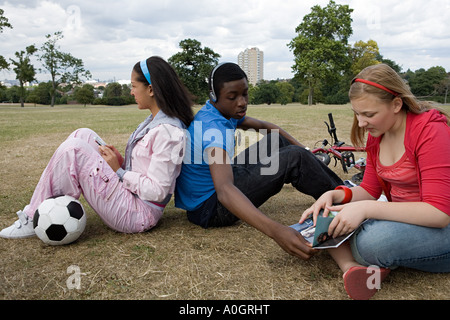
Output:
[24,128,163,233]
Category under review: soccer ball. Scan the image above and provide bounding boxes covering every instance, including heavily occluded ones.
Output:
[33,195,86,245]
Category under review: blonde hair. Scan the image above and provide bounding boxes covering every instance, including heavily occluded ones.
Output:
[349,64,449,147]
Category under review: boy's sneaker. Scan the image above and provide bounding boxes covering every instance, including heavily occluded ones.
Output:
[0,209,36,239]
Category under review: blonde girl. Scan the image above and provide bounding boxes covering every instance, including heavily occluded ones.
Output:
[300,64,450,300]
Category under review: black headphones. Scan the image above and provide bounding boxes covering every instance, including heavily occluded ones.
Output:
[209,62,228,102]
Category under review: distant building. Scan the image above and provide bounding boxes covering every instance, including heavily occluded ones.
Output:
[1,79,19,88]
[237,47,264,86]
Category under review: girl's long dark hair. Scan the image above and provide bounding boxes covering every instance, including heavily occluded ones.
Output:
[133,56,194,127]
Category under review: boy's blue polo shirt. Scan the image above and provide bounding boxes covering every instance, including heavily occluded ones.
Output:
[175,101,245,211]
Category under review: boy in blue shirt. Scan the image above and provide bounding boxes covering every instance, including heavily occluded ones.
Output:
[175,63,342,259]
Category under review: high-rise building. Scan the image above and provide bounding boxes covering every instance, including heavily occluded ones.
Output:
[237,47,264,86]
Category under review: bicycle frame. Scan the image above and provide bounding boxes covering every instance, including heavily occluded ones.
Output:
[312,144,366,172]
[312,113,366,182]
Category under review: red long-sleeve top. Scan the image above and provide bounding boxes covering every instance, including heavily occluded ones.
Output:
[360,109,450,216]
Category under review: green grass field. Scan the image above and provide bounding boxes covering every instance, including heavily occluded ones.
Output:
[0,103,449,301]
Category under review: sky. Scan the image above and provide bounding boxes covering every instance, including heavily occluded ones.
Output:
[1,0,449,83]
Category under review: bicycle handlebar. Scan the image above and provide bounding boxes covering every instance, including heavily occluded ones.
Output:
[328,113,336,129]
[327,113,340,144]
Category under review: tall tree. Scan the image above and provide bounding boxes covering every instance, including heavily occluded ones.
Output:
[104,82,124,105]
[38,31,91,107]
[437,73,450,104]
[169,39,220,104]
[27,82,52,105]
[276,81,295,105]
[288,0,353,105]
[0,8,13,72]
[376,54,402,73]
[10,45,37,107]
[350,39,380,76]
[74,84,95,107]
[408,66,447,98]
[252,81,280,105]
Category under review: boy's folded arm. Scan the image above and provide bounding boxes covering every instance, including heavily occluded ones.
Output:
[208,146,274,232]
[208,147,315,259]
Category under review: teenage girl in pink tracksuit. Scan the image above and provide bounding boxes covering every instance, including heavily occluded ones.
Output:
[0,56,194,238]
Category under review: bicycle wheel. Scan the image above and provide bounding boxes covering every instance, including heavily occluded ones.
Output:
[315,152,331,166]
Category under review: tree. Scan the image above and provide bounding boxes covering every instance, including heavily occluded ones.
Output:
[276,81,295,105]
[104,82,122,98]
[350,40,380,76]
[0,8,11,32]
[103,82,122,105]
[376,54,402,73]
[26,82,53,105]
[103,82,133,105]
[0,8,13,72]
[5,85,20,103]
[74,84,94,107]
[288,0,353,105]
[38,31,91,107]
[169,39,220,104]
[9,45,38,107]
[26,89,40,106]
[437,73,450,104]
[252,81,280,105]
[0,54,8,73]
[408,66,447,98]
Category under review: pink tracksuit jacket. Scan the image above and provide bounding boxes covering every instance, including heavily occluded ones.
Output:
[24,112,186,233]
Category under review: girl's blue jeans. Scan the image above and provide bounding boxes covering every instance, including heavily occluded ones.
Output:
[350,219,450,272]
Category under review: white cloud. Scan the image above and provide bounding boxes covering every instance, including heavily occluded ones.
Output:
[1,0,449,82]
[347,0,450,71]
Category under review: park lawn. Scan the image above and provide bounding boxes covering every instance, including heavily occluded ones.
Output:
[0,103,449,301]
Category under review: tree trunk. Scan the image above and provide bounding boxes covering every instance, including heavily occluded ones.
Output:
[51,81,56,107]
[308,84,313,106]
[445,86,448,104]
[19,80,24,107]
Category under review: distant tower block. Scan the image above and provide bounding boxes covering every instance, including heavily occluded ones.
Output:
[238,47,264,86]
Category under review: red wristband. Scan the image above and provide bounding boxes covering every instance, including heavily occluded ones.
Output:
[335,185,352,204]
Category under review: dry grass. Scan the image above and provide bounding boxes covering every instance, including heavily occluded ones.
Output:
[0,103,449,302]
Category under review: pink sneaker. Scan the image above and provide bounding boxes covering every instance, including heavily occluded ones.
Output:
[343,266,390,300]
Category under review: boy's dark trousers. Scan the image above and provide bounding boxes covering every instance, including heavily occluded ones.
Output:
[187,133,343,228]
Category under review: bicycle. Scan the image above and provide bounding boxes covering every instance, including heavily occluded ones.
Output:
[312,113,366,184]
